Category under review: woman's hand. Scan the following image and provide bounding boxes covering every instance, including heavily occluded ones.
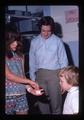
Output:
[29,80,39,90]
[26,85,44,96]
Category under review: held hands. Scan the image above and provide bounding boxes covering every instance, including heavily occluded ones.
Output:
[27,79,45,96]
[26,85,44,96]
[29,80,39,90]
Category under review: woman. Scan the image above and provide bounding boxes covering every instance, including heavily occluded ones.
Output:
[5,29,43,115]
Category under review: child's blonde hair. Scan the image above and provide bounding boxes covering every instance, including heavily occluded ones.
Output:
[58,66,79,86]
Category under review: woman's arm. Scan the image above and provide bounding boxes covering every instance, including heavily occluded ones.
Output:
[5,65,39,89]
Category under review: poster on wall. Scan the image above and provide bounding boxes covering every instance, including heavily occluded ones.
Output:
[65,9,78,23]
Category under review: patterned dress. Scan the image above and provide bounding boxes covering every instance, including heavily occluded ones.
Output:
[5,53,28,114]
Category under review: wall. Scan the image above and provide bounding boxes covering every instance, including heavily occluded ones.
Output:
[8,5,79,67]
[43,6,79,67]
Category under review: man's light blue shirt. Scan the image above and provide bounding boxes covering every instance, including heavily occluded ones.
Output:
[29,34,68,81]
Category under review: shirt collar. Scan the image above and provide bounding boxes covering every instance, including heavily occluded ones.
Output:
[68,86,79,93]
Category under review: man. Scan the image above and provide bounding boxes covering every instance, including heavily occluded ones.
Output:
[29,16,68,114]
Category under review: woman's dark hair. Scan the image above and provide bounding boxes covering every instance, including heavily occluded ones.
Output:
[38,16,55,33]
[5,23,23,58]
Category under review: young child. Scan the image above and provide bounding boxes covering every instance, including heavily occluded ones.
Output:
[58,66,79,114]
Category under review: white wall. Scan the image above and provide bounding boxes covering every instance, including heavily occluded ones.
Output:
[43,6,79,66]
[49,6,79,66]
[49,6,79,42]
[7,5,79,67]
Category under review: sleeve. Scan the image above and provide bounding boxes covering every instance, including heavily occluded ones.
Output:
[57,39,68,68]
[29,40,37,81]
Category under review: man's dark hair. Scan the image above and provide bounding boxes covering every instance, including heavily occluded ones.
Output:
[38,16,55,33]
